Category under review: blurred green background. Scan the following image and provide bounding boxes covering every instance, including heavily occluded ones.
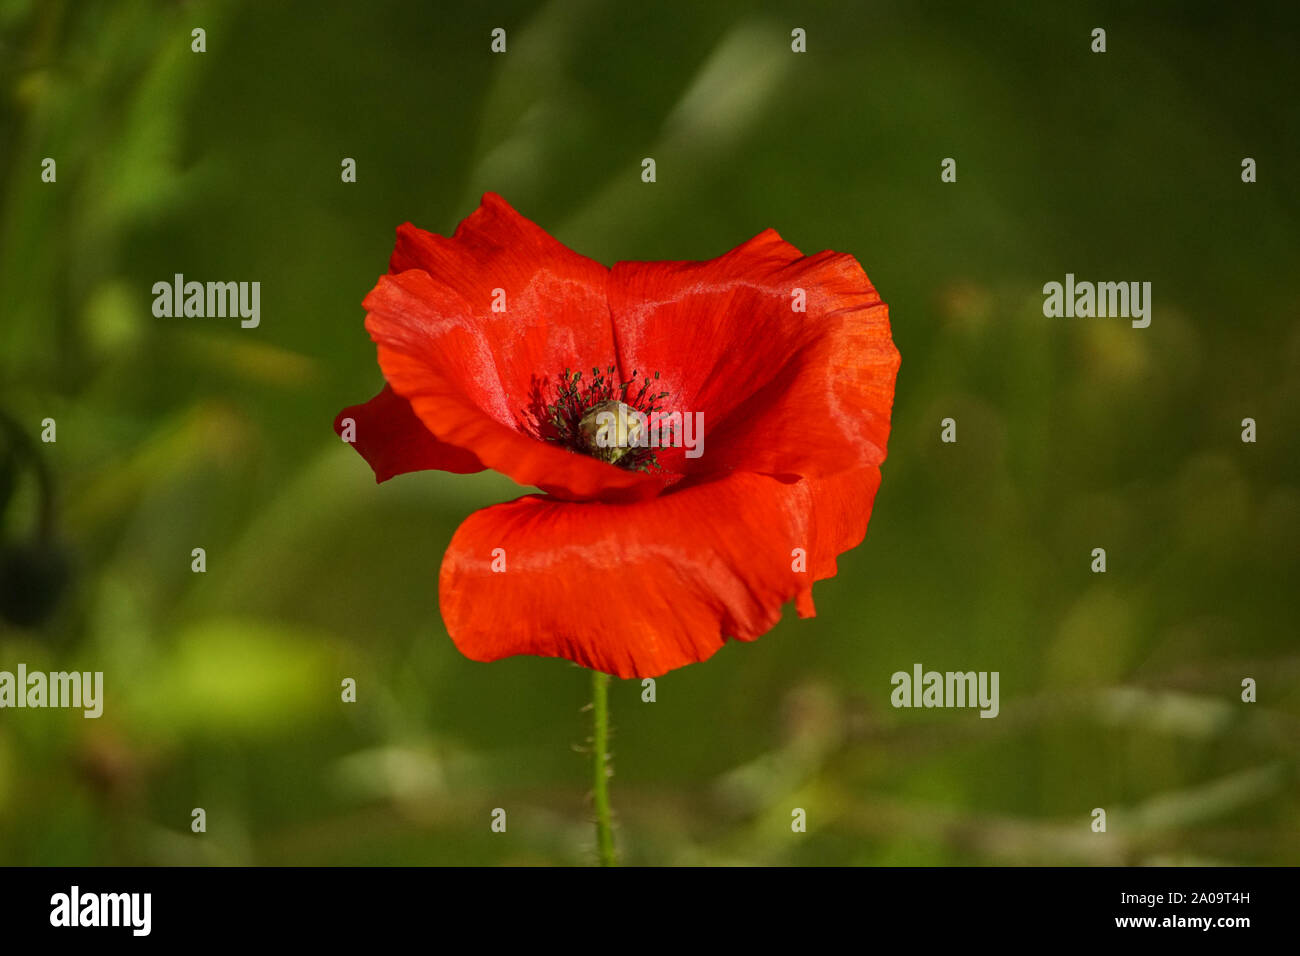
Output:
[1,0,1297,865]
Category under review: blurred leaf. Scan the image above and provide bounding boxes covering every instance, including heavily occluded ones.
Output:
[123,617,342,740]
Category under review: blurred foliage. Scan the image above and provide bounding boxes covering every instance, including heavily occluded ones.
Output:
[0,0,1297,865]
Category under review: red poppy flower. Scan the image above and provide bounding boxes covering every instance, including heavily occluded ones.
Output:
[335,193,899,678]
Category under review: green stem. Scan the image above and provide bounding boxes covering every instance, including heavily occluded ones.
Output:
[591,669,616,866]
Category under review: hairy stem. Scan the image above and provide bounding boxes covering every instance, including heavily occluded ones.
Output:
[591,670,616,866]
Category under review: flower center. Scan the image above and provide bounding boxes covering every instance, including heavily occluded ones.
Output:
[578,400,643,464]
[542,366,668,472]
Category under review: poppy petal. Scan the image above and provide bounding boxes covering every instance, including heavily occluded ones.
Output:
[334,384,484,482]
[608,229,900,481]
[439,467,882,678]
[366,269,667,501]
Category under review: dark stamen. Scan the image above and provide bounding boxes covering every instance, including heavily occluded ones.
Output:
[540,366,669,472]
